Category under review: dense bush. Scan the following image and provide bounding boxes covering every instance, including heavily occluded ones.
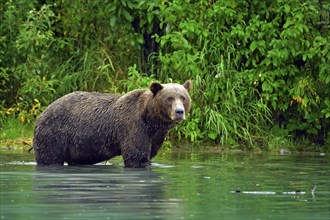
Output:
[1,0,329,151]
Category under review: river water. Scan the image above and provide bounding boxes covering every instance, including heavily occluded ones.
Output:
[0,148,329,220]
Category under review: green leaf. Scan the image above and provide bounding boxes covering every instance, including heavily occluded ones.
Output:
[208,132,217,140]
[297,24,304,33]
[262,82,269,91]
[110,16,117,27]
[250,41,257,52]
[284,4,290,13]
[283,18,293,29]
[136,35,144,44]
[122,9,132,21]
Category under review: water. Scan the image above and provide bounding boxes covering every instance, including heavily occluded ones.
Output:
[0,148,329,220]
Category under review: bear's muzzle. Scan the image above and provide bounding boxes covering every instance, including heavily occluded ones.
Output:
[170,99,186,121]
[175,108,185,120]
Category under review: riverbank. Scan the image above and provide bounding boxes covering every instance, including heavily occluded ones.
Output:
[0,117,34,151]
[0,117,329,153]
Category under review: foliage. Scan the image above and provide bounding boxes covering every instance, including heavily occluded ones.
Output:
[119,65,156,92]
[0,0,329,151]
[153,0,330,149]
[1,2,60,123]
[0,115,34,140]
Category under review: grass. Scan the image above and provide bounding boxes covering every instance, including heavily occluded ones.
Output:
[0,117,34,150]
[0,115,327,153]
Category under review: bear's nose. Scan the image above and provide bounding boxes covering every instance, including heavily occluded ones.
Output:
[175,108,185,119]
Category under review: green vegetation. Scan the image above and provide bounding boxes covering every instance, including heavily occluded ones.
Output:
[1,0,329,152]
[0,116,33,140]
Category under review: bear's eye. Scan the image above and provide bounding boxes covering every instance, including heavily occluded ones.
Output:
[166,96,174,103]
[180,96,186,103]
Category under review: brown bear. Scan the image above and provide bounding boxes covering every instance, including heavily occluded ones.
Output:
[33,80,192,168]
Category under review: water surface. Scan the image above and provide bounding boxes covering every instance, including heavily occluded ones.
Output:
[0,148,329,219]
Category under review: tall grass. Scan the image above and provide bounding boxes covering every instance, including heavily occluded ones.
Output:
[54,46,119,96]
[190,71,272,149]
[0,116,34,140]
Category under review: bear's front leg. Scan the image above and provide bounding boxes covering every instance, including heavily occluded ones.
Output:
[122,149,151,168]
[150,131,168,159]
[120,138,151,168]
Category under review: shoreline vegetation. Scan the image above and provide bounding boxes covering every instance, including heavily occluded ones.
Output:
[1,1,329,153]
[0,116,327,153]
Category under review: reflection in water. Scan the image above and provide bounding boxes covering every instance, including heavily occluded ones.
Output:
[1,149,329,220]
[2,165,183,220]
[34,166,161,203]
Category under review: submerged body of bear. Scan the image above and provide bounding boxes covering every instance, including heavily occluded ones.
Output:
[33,81,192,168]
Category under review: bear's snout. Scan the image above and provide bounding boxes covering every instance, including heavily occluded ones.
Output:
[175,108,185,119]
[170,98,186,121]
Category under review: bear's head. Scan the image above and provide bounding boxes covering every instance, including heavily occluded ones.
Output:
[149,80,192,123]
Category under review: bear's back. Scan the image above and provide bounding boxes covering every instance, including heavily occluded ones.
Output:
[36,91,122,131]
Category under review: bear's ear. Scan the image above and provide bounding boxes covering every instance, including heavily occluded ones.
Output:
[183,80,192,91]
[150,82,163,95]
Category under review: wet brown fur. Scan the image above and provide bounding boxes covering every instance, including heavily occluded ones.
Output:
[33,80,192,168]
